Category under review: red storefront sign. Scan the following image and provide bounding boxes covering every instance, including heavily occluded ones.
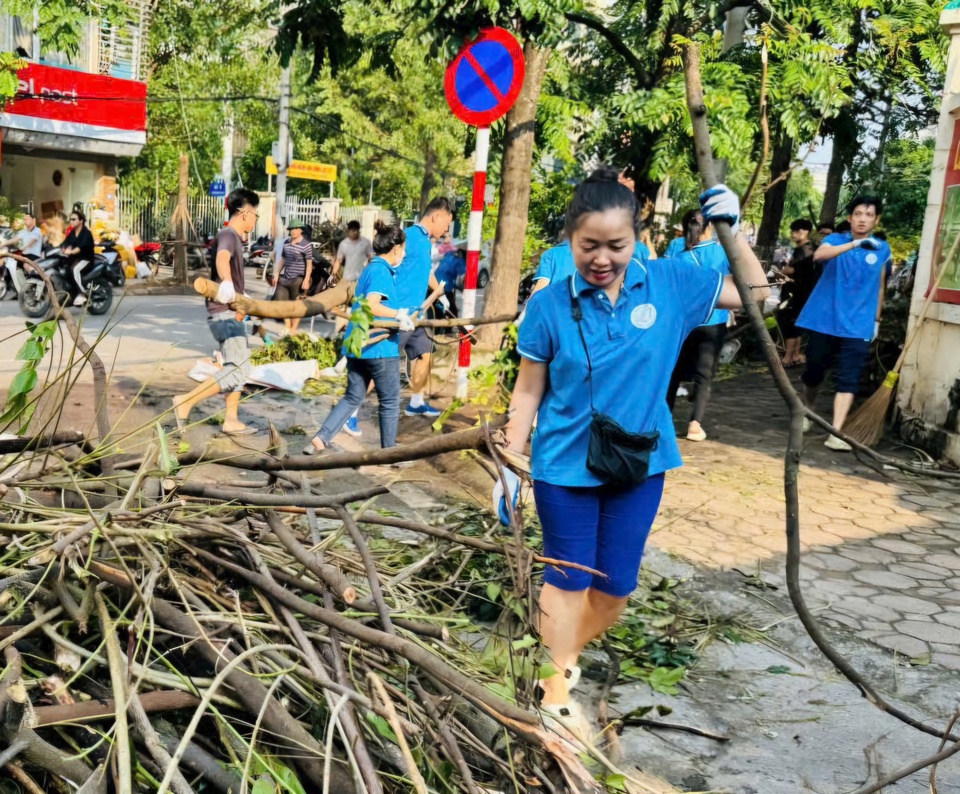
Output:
[2,61,146,142]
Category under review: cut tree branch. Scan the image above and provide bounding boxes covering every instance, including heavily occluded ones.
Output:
[682,41,959,745]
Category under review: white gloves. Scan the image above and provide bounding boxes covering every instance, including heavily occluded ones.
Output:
[395,308,416,332]
[438,294,451,313]
[216,280,236,304]
[699,184,740,236]
[873,321,880,341]
[492,469,521,526]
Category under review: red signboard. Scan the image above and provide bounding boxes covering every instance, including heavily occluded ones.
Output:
[4,62,147,133]
[929,119,960,305]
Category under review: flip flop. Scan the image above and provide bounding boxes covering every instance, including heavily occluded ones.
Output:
[219,426,259,438]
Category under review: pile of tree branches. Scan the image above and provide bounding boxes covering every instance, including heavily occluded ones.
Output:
[0,418,653,794]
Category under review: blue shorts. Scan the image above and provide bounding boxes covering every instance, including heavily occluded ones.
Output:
[801,331,870,394]
[534,474,665,598]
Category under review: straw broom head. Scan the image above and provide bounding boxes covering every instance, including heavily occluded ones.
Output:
[843,370,899,447]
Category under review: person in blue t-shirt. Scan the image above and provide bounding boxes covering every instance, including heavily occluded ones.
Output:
[797,196,891,451]
[434,247,466,317]
[665,208,732,442]
[304,223,415,453]
[494,168,769,727]
[396,196,453,417]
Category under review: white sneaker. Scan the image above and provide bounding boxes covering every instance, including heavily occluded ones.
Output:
[802,417,812,434]
[73,294,87,307]
[824,435,852,452]
[686,421,707,442]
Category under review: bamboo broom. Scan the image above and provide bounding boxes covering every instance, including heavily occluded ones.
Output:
[844,232,958,447]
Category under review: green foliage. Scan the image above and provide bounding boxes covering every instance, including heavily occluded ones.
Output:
[5,0,130,59]
[119,0,279,198]
[0,53,24,99]
[874,136,934,254]
[249,334,339,369]
[467,323,520,412]
[343,297,375,358]
[779,169,823,238]
[0,321,57,434]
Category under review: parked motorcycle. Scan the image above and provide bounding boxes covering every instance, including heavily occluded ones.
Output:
[19,247,125,319]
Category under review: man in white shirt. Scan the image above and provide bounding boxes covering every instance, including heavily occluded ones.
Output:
[3,212,43,260]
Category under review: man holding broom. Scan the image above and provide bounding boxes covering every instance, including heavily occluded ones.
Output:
[797,196,891,451]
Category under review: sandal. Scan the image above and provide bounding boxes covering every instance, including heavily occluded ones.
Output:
[219,426,259,438]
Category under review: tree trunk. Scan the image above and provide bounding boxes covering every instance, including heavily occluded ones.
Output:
[478,41,549,346]
[818,108,858,227]
[418,145,437,216]
[755,134,795,264]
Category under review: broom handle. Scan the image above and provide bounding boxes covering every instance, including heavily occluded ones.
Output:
[892,232,959,372]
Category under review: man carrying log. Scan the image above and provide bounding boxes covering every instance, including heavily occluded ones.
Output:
[172,187,261,437]
[397,196,454,418]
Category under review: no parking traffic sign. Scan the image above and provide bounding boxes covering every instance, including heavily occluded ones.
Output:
[444,28,526,127]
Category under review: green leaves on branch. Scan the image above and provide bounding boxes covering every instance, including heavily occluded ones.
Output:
[1,321,57,434]
[344,297,375,358]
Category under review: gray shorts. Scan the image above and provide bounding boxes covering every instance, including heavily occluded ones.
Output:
[398,326,433,360]
[208,311,250,393]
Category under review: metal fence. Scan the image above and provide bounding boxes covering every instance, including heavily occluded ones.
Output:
[116,191,390,242]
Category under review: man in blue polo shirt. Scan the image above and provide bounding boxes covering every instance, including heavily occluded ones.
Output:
[797,196,891,451]
[396,196,453,417]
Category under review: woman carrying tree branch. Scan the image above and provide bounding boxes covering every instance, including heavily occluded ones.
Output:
[497,168,768,732]
[304,222,416,454]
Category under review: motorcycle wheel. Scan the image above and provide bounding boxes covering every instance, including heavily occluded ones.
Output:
[0,274,9,301]
[88,279,113,315]
[477,269,490,289]
[112,263,126,289]
[18,278,52,318]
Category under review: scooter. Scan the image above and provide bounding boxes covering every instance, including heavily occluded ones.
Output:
[19,247,125,319]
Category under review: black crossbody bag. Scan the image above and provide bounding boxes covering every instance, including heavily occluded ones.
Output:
[570,277,659,486]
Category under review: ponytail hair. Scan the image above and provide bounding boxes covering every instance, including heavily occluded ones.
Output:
[372,221,406,255]
[564,166,641,239]
[682,209,703,251]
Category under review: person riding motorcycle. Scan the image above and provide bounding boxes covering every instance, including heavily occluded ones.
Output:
[1,212,43,261]
[61,210,96,305]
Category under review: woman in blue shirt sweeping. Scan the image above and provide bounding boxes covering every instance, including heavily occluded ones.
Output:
[497,168,767,729]
[665,208,733,442]
[304,222,417,453]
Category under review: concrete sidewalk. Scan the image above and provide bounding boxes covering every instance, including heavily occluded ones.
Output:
[656,369,960,669]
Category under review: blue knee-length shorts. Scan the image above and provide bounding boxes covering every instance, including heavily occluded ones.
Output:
[534,474,665,598]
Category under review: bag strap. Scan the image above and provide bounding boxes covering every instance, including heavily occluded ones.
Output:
[568,275,596,411]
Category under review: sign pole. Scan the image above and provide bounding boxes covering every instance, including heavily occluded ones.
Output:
[444,26,525,400]
[457,125,490,399]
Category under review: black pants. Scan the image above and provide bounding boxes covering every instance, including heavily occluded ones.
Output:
[667,324,728,424]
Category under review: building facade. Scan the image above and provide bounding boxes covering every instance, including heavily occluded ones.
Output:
[897,3,960,463]
[0,5,151,220]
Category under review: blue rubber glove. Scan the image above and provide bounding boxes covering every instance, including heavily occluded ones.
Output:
[699,184,740,236]
[492,469,521,526]
[857,237,881,250]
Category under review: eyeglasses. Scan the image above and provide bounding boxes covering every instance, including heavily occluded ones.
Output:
[243,209,260,219]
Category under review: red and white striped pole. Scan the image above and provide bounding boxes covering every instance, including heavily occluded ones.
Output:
[457,125,490,399]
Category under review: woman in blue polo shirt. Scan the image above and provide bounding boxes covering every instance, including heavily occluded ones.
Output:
[304,222,416,453]
[498,169,767,725]
[665,208,733,442]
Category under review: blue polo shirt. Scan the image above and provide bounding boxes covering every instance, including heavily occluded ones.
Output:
[345,256,400,360]
[518,257,724,487]
[664,237,686,259]
[395,224,433,309]
[797,233,892,340]
[663,239,730,326]
[533,240,651,286]
[435,251,465,288]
